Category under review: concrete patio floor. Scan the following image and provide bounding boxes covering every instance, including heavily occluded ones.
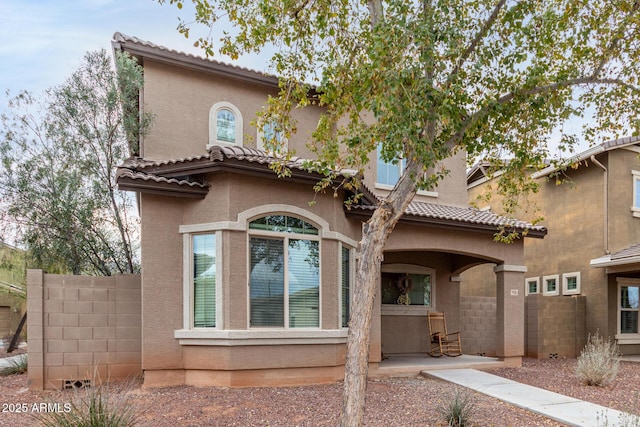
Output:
[370,353,510,378]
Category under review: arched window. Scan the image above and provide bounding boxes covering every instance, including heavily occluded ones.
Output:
[209,102,243,146]
[248,215,320,328]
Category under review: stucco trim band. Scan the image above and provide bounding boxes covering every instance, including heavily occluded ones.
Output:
[493,264,528,273]
[173,328,348,346]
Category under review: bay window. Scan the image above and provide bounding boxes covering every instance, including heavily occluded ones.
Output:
[249,215,320,328]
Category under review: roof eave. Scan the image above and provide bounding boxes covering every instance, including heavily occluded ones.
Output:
[590,255,640,268]
[117,177,209,199]
[344,207,547,238]
[111,37,280,90]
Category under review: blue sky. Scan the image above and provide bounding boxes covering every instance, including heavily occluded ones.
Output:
[0,0,267,96]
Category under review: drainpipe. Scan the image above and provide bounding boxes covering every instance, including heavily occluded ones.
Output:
[590,155,609,255]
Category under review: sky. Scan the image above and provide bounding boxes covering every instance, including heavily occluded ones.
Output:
[0,0,268,97]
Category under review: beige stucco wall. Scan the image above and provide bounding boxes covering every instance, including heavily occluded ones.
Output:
[466,149,640,351]
[141,59,323,161]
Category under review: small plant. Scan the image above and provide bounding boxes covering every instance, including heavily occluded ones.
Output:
[0,354,27,376]
[576,332,620,387]
[37,373,144,427]
[436,386,476,427]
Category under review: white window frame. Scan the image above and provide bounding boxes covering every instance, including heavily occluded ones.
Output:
[562,272,581,295]
[380,264,435,316]
[542,274,560,296]
[375,144,438,198]
[340,243,355,328]
[174,205,356,346]
[208,101,243,147]
[524,277,540,296]
[616,278,640,343]
[247,215,321,330]
[632,170,640,218]
[257,119,288,153]
[182,231,223,330]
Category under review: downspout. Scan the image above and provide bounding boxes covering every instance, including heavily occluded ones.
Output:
[590,155,609,255]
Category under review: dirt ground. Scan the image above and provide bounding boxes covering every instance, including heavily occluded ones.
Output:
[0,357,638,426]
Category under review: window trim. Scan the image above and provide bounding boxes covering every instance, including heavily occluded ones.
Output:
[257,119,288,153]
[616,277,640,343]
[375,145,438,198]
[247,215,322,330]
[542,274,560,296]
[632,170,640,217]
[208,101,243,147]
[380,263,435,316]
[182,231,223,330]
[340,243,355,328]
[562,272,581,295]
[175,205,357,345]
[525,277,540,296]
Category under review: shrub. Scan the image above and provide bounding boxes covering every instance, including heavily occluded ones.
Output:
[576,332,620,387]
[436,386,476,427]
[0,354,27,376]
[37,375,144,427]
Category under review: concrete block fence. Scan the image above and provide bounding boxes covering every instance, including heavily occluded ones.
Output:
[27,270,141,390]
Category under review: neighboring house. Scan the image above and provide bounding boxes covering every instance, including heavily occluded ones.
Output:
[466,136,640,356]
[0,241,26,342]
[112,33,545,388]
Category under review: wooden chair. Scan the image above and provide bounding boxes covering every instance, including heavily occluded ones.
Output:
[427,311,462,357]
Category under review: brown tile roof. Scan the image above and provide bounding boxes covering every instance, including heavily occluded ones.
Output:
[112,32,279,89]
[117,145,545,237]
[349,202,546,237]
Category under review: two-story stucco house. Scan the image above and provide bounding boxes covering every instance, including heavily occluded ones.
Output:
[467,136,640,357]
[112,33,545,388]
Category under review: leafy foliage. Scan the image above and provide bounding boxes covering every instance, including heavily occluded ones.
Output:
[0,50,152,275]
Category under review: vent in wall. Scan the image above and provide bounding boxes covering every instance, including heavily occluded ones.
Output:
[63,379,91,390]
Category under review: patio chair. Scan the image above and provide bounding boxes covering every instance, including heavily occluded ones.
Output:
[427,311,462,357]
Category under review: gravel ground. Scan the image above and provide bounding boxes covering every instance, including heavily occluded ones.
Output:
[0,357,637,426]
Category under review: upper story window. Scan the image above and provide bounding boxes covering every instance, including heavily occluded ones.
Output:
[633,170,640,217]
[257,120,287,153]
[249,215,320,328]
[209,102,243,147]
[376,143,405,188]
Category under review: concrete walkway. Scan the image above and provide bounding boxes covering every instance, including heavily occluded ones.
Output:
[426,369,635,427]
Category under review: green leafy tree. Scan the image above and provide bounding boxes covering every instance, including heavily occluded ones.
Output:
[0,50,152,275]
[159,1,640,425]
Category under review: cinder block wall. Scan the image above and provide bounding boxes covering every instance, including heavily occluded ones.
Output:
[460,296,497,357]
[526,294,587,359]
[27,270,141,390]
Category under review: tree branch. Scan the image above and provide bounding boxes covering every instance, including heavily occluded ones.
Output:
[446,0,507,88]
[446,76,640,150]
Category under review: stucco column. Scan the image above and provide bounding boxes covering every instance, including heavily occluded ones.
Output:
[494,264,527,361]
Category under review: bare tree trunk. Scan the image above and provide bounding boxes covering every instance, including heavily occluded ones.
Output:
[340,159,421,427]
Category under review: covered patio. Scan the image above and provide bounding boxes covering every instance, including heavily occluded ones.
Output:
[370,354,513,378]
